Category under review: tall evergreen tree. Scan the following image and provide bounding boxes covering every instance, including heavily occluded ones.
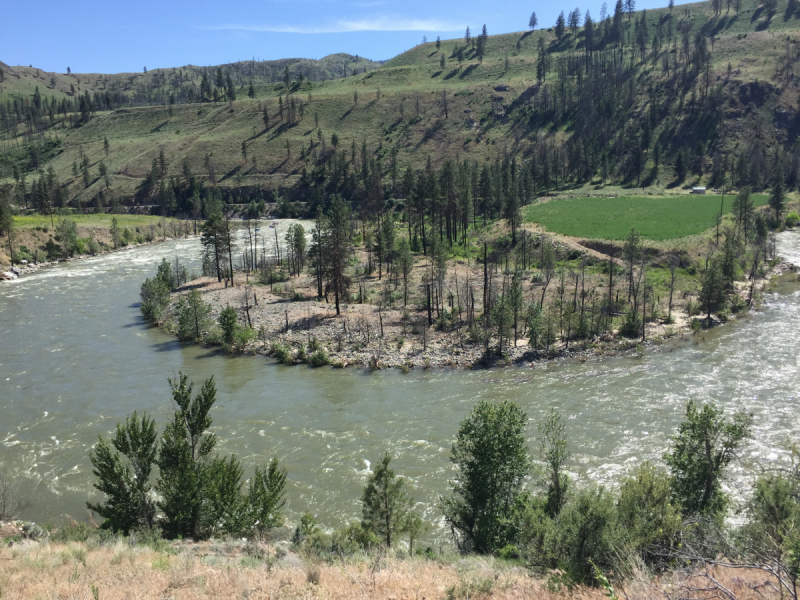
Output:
[361,453,412,547]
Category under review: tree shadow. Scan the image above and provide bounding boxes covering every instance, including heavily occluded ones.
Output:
[459,64,479,79]
[443,69,461,80]
[431,70,442,78]
[270,159,288,174]
[520,31,533,41]
[340,107,354,120]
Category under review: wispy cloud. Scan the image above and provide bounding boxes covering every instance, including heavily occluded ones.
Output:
[207,16,463,34]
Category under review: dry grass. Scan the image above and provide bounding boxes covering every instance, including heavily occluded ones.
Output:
[0,538,788,600]
[0,540,607,600]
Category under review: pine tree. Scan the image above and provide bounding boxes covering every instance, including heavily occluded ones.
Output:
[529,11,538,29]
[555,11,566,40]
[361,453,412,547]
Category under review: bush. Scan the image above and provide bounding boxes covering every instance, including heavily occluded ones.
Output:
[617,462,682,568]
[496,544,521,560]
[271,343,292,364]
[233,326,256,349]
[309,349,330,367]
[618,310,642,338]
[785,212,800,228]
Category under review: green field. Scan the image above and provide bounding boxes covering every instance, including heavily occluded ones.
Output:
[524,195,769,241]
[13,214,172,229]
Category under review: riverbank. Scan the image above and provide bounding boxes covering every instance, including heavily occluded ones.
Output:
[0,531,777,600]
[1,233,193,282]
[158,255,788,371]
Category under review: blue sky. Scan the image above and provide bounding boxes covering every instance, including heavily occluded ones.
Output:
[2,0,691,73]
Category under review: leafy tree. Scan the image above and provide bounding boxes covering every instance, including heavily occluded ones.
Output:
[157,373,218,539]
[140,259,174,324]
[529,11,538,29]
[664,400,752,520]
[361,453,412,547]
[87,411,158,534]
[441,400,530,553]
[538,410,570,517]
[55,217,78,258]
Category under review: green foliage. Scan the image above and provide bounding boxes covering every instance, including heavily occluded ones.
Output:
[248,458,288,535]
[156,373,218,539]
[309,348,330,367]
[175,290,213,341]
[664,400,752,521]
[741,473,800,563]
[785,212,800,228]
[140,259,175,325]
[55,217,78,258]
[556,486,619,583]
[441,400,530,554]
[698,259,726,319]
[538,410,571,518]
[87,411,158,534]
[361,453,412,547]
[617,462,682,566]
[218,305,238,346]
[271,342,293,364]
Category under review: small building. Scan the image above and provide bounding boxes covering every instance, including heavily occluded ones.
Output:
[692,187,707,195]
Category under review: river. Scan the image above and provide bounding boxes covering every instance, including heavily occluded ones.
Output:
[1,230,800,529]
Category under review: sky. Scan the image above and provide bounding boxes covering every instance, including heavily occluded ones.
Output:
[1,0,694,74]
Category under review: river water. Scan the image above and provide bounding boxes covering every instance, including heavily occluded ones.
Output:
[2,231,800,528]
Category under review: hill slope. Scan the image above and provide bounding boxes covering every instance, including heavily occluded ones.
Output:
[2,0,800,213]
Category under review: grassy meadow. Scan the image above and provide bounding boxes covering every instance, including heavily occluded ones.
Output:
[12,213,171,229]
[524,194,769,240]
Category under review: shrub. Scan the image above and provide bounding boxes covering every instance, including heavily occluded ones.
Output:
[785,212,800,228]
[618,310,642,338]
[233,326,256,350]
[271,343,292,364]
[309,349,330,367]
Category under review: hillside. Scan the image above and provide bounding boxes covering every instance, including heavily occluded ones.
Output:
[2,0,800,214]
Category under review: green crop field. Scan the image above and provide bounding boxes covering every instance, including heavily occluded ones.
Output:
[524,195,769,241]
[13,214,173,229]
